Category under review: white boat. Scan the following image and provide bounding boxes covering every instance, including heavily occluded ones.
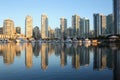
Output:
[65,37,72,43]
[16,39,21,43]
[79,40,82,46]
[79,40,82,43]
[55,40,61,43]
[83,38,91,44]
[38,39,42,43]
[16,38,27,43]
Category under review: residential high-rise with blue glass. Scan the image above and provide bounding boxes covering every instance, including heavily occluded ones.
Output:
[60,17,67,38]
[114,0,120,35]
[93,14,106,37]
[72,14,80,37]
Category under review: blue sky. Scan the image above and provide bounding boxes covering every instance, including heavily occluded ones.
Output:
[0,0,112,34]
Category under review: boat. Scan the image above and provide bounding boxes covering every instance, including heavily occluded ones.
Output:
[65,37,72,43]
[37,39,42,43]
[55,39,61,43]
[15,38,27,43]
[16,38,21,43]
[79,40,82,46]
[92,40,98,43]
[78,40,82,43]
[83,38,91,44]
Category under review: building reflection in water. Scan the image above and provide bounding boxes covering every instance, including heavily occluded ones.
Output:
[113,48,120,80]
[72,44,80,69]
[93,46,115,71]
[48,44,54,56]
[1,43,120,80]
[33,43,40,57]
[94,47,115,70]
[41,43,48,70]
[60,44,67,67]
[0,43,23,65]
[79,46,90,67]
[54,43,62,56]
[25,43,33,68]
[92,44,120,80]
[106,48,114,69]
[93,47,107,70]
[3,43,15,65]
[15,43,21,57]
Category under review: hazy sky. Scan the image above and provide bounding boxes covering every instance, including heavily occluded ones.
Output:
[0,0,112,34]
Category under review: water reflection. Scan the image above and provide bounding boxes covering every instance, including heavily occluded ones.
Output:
[113,48,120,80]
[25,43,33,68]
[0,43,24,65]
[60,44,67,67]
[41,44,48,70]
[0,43,120,79]
[0,43,116,69]
[33,43,40,57]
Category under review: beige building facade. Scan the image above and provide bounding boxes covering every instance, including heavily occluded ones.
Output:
[25,15,33,38]
[3,19,14,35]
[41,14,48,39]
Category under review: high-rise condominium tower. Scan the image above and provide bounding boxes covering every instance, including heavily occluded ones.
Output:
[114,0,120,35]
[3,19,14,35]
[25,15,33,38]
[93,14,106,37]
[60,17,67,38]
[72,14,80,37]
[33,26,40,40]
[80,18,90,38]
[41,14,48,39]
[106,14,114,34]
[16,26,21,34]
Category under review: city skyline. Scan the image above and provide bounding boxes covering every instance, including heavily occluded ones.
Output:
[0,0,120,80]
[0,0,112,34]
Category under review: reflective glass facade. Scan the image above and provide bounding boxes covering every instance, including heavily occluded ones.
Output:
[114,0,120,34]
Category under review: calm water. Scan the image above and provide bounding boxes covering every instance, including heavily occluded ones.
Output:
[0,42,119,80]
